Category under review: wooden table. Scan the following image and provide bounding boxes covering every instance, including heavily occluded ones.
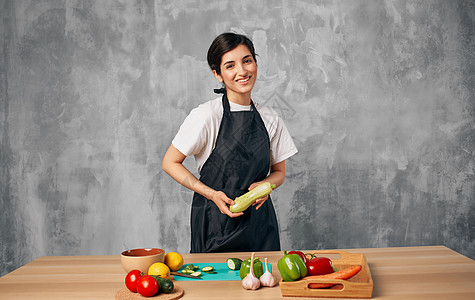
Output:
[0,246,474,299]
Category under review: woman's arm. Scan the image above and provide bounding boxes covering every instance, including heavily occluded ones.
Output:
[250,160,286,210]
[161,144,244,217]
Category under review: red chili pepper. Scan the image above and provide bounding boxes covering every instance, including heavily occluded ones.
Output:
[305,257,335,276]
[285,250,307,263]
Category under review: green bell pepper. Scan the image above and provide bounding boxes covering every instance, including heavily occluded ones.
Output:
[239,257,264,279]
[277,253,308,281]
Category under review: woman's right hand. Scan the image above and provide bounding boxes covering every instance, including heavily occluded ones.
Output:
[209,191,244,218]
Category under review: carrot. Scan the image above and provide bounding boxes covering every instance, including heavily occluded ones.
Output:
[304,265,362,289]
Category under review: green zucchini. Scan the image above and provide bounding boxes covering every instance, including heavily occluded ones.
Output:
[201,266,214,272]
[180,264,199,275]
[150,275,174,293]
[229,182,276,213]
[227,258,243,270]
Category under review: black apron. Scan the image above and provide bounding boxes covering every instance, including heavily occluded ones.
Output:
[190,94,281,253]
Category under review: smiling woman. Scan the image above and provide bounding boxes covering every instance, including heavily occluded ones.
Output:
[161,32,298,253]
[212,44,258,105]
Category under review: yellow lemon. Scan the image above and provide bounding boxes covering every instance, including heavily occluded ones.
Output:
[148,262,170,279]
[164,252,184,271]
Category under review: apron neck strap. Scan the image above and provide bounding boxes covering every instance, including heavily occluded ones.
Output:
[222,94,255,113]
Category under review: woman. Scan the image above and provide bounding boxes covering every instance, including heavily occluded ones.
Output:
[162,32,297,253]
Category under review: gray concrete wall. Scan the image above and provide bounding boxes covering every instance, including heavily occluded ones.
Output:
[1,0,473,276]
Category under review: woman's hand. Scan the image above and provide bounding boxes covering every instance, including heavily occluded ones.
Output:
[249,181,270,210]
[210,190,244,218]
[249,161,286,210]
[163,145,242,218]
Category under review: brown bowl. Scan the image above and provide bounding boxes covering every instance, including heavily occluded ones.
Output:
[121,248,165,274]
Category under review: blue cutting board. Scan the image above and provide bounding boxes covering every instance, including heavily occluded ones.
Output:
[173,263,272,281]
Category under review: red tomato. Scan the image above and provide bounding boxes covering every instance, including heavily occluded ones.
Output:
[125,269,142,293]
[136,275,159,297]
[306,257,335,276]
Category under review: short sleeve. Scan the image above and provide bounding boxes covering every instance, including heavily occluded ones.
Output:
[255,103,298,165]
[269,116,298,165]
[172,108,209,157]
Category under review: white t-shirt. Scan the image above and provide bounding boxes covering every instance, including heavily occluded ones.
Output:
[172,97,298,174]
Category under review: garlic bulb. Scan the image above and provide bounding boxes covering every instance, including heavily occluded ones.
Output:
[242,252,261,290]
[259,257,278,287]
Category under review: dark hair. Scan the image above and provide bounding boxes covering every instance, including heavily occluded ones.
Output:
[207,32,257,75]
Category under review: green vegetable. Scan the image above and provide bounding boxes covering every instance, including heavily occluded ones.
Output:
[230,182,276,213]
[190,271,201,277]
[227,258,243,270]
[201,266,217,274]
[180,264,200,274]
[182,264,198,271]
[201,266,214,272]
[240,257,264,279]
[150,275,174,293]
[277,253,308,282]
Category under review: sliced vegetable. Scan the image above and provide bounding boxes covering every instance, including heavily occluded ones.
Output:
[201,266,214,272]
[305,265,362,289]
[277,253,308,282]
[185,264,197,270]
[240,257,264,279]
[181,264,198,273]
[230,182,276,213]
[190,271,201,277]
[227,258,243,270]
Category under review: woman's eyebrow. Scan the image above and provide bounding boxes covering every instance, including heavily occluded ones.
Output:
[222,55,253,66]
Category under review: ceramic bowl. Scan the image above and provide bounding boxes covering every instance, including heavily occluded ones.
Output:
[120,248,165,274]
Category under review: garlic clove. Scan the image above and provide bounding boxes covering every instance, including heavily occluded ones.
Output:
[242,272,261,290]
[259,257,278,287]
[242,252,261,290]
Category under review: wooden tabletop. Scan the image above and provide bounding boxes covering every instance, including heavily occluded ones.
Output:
[0,245,474,299]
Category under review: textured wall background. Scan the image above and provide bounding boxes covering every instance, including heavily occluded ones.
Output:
[1,0,474,276]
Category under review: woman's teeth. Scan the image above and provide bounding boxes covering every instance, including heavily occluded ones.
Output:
[237,77,250,83]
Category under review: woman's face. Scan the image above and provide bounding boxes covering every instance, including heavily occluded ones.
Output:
[213,44,257,102]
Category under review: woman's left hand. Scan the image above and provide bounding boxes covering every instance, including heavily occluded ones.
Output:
[247,162,285,210]
[249,181,269,210]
